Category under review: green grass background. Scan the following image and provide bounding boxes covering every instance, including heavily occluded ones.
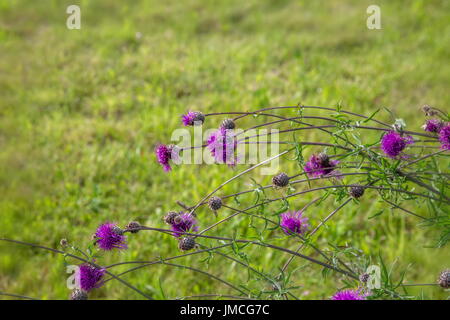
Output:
[0,0,449,299]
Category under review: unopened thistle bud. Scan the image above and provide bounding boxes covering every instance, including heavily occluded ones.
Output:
[208,196,222,211]
[272,172,289,188]
[349,185,365,199]
[70,289,88,300]
[438,269,450,289]
[178,237,196,251]
[221,119,235,130]
[359,273,370,283]
[422,105,438,116]
[126,221,141,233]
[164,211,179,225]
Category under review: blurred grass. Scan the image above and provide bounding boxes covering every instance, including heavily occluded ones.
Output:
[0,0,449,299]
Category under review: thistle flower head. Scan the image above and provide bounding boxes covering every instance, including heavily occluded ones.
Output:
[438,269,450,289]
[155,144,178,172]
[94,223,127,251]
[75,264,105,292]
[182,111,205,126]
[221,119,236,130]
[178,237,196,251]
[304,153,339,177]
[349,185,365,199]
[125,221,141,234]
[422,119,443,133]
[380,131,414,158]
[207,127,237,165]
[272,172,290,188]
[70,289,88,300]
[438,124,450,150]
[163,211,180,225]
[280,210,309,235]
[208,196,222,211]
[170,212,198,237]
[332,289,366,300]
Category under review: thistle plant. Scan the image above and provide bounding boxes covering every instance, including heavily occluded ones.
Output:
[2,104,449,300]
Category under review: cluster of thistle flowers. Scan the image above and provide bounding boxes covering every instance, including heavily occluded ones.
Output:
[70,105,449,300]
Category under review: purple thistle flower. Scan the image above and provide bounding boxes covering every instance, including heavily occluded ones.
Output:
[332,289,366,300]
[438,124,450,150]
[280,210,309,235]
[155,144,177,172]
[94,223,127,251]
[207,127,237,165]
[380,131,414,158]
[75,264,105,292]
[304,153,339,177]
[422,119,443,133]
[181,111,205,126]
[170,212,198,237]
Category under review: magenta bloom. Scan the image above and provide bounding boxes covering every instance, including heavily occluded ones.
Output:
[75,264,105,292]
[422,119,443,133]
[280,211,309,235]
[438,124,450,150]
[207,127,237,165]
[332,289,366,300]
[155,144,177,172]
[304,153,339,177]
[380,131,414,158]
[181,111,204,126]
[170,212,198,237]
[95,223,127,251]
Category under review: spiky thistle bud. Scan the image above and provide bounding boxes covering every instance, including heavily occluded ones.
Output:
[208,196,222,211]
[422,105,438,116]
[272,172,289,188]
[70,289,88,300]
[164,211,179,225]
[126,221,141,233]
[221,119,235,130]
[111,226,124,235]
[349,185,365,199]
[359,273,370,283]
[60,238,68,248]
[178,237,196,251]
[438,269,450,289]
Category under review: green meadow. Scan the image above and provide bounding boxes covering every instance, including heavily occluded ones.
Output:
[0,0,449,299]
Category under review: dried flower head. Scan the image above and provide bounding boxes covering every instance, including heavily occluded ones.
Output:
[208,196,222,211]
[349,185,365,199]
[75,264,105,292]
[70,289,88,300]
[221,119,236,130]
[438,269,450,289]
[280,210,309,235]
[380,131,414,158]
[207,127,237,165]
[304,153,339,177]
[438,124,450,150]
[332,289,366,300]
[155,144,179,172]
[178,237,196,251]
[182,111,205,126]
[272,172,290,188]
[125,221,141,233]
[170,212,198,237]
[422,119,443,133]
[94,223,127,251]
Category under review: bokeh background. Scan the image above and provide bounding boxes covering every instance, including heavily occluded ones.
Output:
[0,0,449,299]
